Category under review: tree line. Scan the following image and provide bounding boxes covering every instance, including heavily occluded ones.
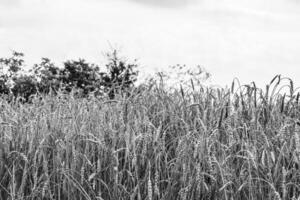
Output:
[0,50,139,101]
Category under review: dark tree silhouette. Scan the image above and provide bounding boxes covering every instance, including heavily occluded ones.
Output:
[101,50,138,98]
[0,51,25,97]
[61,59,101,95]
[0,49,139,100]
[11,75,37,102]
[31,57,61,94]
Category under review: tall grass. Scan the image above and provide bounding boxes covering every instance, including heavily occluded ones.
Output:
[0,75,300,200]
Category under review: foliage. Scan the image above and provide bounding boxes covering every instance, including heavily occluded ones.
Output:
[0,51,25,95]
[59,59,100,95]
[100,50,138,98]
[11,75,38,102]
[31,57,62,94]
[0,50,139,100]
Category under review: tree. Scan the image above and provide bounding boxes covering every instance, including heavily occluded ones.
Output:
[61,59,101,96]
[0,51,26,96]
[0,49,139,100]
[100,50,138,98]
[31,57,62,94]
[11,75,37,102]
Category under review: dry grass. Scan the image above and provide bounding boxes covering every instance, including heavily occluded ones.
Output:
[0,75,300,200]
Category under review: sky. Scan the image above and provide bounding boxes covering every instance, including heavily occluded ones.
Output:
[1,0,300,88]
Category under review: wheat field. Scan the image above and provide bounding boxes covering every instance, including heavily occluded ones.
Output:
[0,75,300,200]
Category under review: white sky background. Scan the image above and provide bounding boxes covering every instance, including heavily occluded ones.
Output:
[1,0,300,87]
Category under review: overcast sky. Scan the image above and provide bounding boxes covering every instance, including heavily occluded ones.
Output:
[1,0,300,87]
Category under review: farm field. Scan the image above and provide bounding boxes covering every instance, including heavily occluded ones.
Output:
[1,0,300,199]
[0,76,300,200]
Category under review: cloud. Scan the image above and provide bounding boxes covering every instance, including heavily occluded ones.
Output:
[130,0,197,8]
[0,0,20,7]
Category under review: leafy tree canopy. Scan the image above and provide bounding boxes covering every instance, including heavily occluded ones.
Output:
[0,50,139,101]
